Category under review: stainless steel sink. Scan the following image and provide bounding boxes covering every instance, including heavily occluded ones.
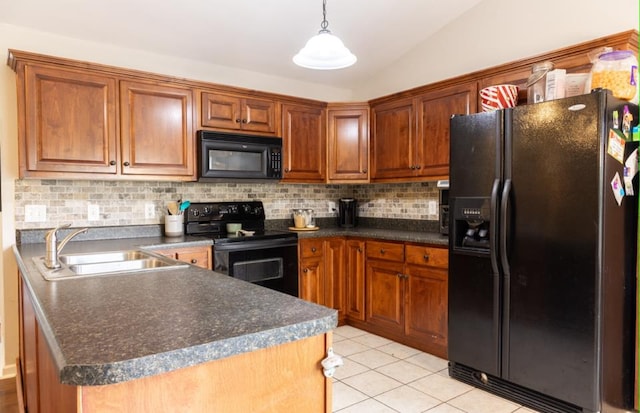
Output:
[33,249,189,281]
[59,250,151,265]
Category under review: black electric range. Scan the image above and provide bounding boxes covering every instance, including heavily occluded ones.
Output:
[184,201,299,296]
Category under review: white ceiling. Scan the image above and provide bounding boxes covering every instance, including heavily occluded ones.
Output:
[0,0,483,89]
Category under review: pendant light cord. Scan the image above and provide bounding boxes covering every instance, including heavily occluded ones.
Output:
[319,0,330,33]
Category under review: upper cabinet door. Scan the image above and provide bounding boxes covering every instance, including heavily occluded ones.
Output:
[200,92,241,130]
[242,97,278,134]
[370,98,416,181]
[327,105,369,183]
[281,103,326,182]
[120,81,195,178]
[22,64,118,175]
[200,92,278,135]
[416,82,477,178]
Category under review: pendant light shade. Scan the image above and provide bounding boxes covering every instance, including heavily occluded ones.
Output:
[293,0,357,70]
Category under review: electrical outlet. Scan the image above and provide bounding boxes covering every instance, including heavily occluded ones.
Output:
[25,205,47,222]
[327,201,337,214]
[427,200,437,216]
[88,204,100,221]
[145,203,155,219]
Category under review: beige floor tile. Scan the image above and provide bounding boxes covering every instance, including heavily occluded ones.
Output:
[333,381,369,411]
[334,339,371,356]
[447,388,520,413]
[377,341,422,359]
[343,370,403,397]
[335,325,368,339]
[409,373,473,401]
[348,348,400,369]
[333,357,370,380]
[375,360,432,384]
[375,385,441,413]
[513,407,541,413]
[351,332,394,348]
[335,398,399,413]
[424,403,466,413]
[404,352,449,373]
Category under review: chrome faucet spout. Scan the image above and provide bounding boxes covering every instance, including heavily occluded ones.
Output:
[44,224,89,269]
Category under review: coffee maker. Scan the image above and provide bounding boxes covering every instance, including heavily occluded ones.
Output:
[338,198,358,228]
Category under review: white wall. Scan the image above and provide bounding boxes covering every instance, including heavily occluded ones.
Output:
[351,0,640,100]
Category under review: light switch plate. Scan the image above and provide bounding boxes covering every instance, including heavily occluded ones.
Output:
[427,200,437,216]
[88,204,100,221]
[145,203,155,219]
[25,205,47,222]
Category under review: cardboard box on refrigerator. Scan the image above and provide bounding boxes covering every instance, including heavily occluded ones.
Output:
[564,73,590,97]
[545,69,566,100]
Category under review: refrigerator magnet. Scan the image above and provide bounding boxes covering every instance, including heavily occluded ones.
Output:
[623,149,638,196]
[607,129,625,164]
[610,172,625,205]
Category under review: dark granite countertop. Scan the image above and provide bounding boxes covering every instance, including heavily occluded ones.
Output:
[14,236,337,386]
[288,226,449,246]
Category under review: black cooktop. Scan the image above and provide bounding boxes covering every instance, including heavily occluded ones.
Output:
[184,201,296,244]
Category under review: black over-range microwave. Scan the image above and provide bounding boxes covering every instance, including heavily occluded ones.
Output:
[198,131,282,182]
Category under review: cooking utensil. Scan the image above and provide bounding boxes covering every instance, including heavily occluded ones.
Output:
[167,201,179,215]
[179,200,191,212]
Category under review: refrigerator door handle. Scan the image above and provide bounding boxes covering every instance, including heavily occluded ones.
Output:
[490,178,500,276]
[500,179,511,275]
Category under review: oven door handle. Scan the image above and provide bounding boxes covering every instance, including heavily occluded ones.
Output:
[214,238,298,252]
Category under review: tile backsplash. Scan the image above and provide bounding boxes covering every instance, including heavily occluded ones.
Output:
[14,179,440,229]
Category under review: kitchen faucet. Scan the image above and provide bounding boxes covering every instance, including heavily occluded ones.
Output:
[44,224,89,269]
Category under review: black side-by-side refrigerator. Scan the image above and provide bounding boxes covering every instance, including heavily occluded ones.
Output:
[447,90,638,413]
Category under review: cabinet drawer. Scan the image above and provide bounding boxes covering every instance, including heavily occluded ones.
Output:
[300,239,324,258]
[405,245,448,268]
[156,246,211,270]
[175,249,210,270]
[365,241,404,262]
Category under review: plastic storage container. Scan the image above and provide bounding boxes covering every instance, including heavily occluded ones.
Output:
[590,50,638,101]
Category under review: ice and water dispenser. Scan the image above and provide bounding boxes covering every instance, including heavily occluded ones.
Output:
[452,197,491,251]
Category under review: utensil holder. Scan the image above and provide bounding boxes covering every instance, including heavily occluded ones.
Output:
[165,214,184,237]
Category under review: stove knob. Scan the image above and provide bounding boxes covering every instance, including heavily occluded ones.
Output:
[253,206,263,215]
[242,204,251,213]
[202,207,211,215]
[192,209,200,217]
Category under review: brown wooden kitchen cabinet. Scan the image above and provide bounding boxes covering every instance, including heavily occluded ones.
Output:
[370,97,416,181]
[327,104,370,183]
[155,245,212,270]
[365,241,405,333]
[363,240,448,358]
[200,91,279,135]
[19,278,77,413]
[299,237,346,323]
[404,245,448,357]
[10,51,197,181]
[345,239,366,321]
[119,80,195,178]
[16,63,119,177]
[415,82,477,178]
[281,102,326,182]
[371,82,476,182]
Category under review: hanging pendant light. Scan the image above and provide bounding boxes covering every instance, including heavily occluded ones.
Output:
[293,0,357,70]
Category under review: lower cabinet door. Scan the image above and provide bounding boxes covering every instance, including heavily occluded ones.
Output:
[404,265,448,355]
[365,259,404,333]
[345,239,366,321]
[299,256,324,304]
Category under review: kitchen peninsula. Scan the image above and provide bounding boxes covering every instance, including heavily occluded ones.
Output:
[14,236,337,413]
